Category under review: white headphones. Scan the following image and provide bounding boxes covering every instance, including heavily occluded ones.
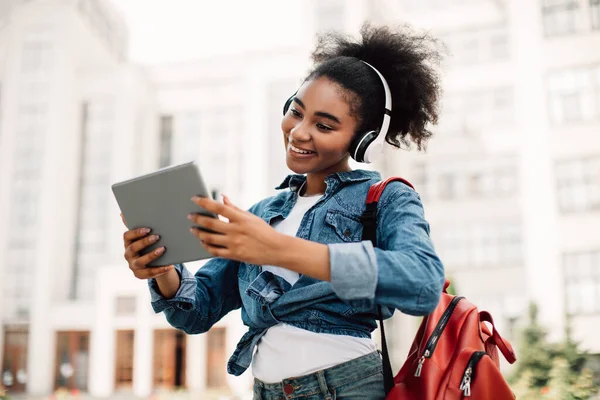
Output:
[283,60,392,164]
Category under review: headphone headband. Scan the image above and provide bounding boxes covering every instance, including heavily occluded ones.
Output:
[359,61,392,139]
[351,61,392,163]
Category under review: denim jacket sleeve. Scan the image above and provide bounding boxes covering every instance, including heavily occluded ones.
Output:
[328,188,444,316]
[148,258,242,334]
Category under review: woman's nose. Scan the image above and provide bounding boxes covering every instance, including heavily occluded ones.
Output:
[290,123,311,142]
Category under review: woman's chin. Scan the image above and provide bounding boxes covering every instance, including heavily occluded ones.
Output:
[286,158,312,174]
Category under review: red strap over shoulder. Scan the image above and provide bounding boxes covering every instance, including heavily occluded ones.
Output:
[366,177,415,204]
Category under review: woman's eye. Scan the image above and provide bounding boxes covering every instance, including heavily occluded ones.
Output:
[290,109,302,118]
[317,123,333,131]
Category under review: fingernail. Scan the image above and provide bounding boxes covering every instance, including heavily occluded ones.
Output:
[191,196,201,201]
[140,228,151,234]
[149,235,159,243]
[154,247,165,255]
[163,266,171,271]
[187,214,193,220]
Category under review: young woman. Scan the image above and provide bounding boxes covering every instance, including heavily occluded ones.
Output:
[122,24,444,400]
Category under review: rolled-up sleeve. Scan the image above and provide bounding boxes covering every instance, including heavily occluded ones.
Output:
[329,189,445,316]
[148,258,242,334]
[148,263,197,313]
[329,242,378,311]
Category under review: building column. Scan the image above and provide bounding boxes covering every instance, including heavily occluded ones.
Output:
[133,291,153,398]
[510,0,564,339]
[88,268,116,397]
[186,333,206,395]
[26,261,55,395]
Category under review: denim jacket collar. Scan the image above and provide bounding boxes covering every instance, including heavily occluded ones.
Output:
[275,169,381,192]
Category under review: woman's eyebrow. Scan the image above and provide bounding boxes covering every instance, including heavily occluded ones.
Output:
[314,112,341,124]
[292,97,305,108]
[292,97,341,124]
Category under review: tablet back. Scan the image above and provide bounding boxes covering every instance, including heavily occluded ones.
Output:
[112,161,215,267]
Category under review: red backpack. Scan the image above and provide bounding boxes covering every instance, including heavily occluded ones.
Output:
[361,177,517,400]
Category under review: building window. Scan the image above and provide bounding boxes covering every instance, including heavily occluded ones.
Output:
[438,87,514,135]
[206,328,227,389]
[21,40,53,74]
[54,331,90,392]
[548,65,600,123]
[592,0,600,29]
[412,157,518,202]
[433,223,523,270]
[489,30,510,61]
[2,327,28,393]
[153,330,186,390]
[443,26,510,67]
[159,115,173,168]
[173,112,201,163]
[555,156,600,213]
[115,331,135,388]
[71,99,114,300]
[564,250,600,315]
[542,0,581,36]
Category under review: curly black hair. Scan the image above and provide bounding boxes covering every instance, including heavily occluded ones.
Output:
[306,23,442,151]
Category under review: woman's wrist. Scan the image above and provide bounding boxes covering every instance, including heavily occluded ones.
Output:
[274,234,331,281]
[154,267,181,299]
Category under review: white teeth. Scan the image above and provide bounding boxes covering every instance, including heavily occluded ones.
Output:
[290,144,313,154]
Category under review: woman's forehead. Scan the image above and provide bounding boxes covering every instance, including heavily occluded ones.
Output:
[295,77,354,116]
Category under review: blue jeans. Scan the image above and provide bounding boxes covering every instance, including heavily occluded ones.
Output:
[252,351,385,400]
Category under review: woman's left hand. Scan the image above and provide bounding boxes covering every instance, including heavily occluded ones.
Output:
[188,195,283,265]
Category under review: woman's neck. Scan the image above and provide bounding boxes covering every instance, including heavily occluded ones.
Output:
[303,163,352,196]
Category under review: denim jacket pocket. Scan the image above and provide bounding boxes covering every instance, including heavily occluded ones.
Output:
[324,211,363,242]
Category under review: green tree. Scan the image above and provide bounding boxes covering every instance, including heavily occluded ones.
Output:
[511,370,543,400]
[509,303,554,388]
[546,357,597,400]
[509,302,598,399]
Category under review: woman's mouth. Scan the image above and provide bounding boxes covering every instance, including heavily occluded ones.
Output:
[288,143,316,158]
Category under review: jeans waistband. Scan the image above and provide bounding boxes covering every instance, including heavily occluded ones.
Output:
[253,351,382,399]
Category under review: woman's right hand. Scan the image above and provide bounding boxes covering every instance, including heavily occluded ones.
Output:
[122,214,173,279]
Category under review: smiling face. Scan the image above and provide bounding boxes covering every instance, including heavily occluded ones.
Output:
[281,77,359,176]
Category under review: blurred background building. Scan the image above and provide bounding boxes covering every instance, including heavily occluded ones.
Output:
[0,0,599,398]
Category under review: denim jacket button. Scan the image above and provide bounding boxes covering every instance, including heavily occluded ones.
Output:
[344,229,351,237]
[283,384,294,395]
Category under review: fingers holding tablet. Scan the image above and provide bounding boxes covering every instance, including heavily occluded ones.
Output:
[122,226,171,279]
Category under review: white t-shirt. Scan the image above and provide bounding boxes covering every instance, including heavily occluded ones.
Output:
[252,192,377,383]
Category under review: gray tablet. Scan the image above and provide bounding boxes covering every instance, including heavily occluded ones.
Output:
[112,161,217,267]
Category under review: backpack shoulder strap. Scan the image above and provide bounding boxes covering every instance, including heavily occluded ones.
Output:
[360,177,414,395]
[366,177,415,205]
[361,177,415,244]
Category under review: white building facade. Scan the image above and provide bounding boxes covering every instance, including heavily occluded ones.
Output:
[2,0,600,398]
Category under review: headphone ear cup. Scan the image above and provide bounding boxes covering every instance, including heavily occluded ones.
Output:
[283,95,294,116]
[349,130,378,163]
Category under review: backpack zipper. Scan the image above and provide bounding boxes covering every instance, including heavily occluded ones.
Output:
[414,296,465,377]
[459,351,486,397]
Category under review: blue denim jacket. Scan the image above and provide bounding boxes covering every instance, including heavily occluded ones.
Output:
[148,169,445,376]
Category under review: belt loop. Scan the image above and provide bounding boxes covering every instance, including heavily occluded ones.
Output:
[316,370,332,400]
[253,378,263,399]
